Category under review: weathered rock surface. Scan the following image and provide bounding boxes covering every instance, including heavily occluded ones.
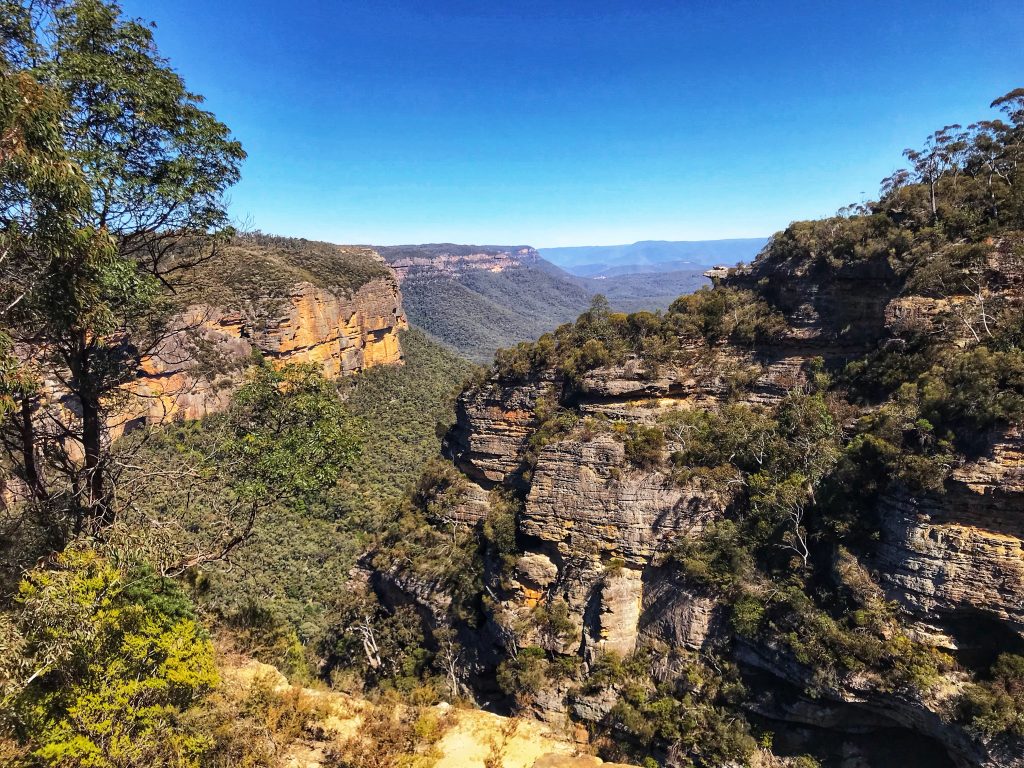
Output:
[638,568,721,652]
[724,254,901,345]
[446,377,557,485]
[523,436,720,565]
[133,274,406,426]
[596,569,643,658]
[379,244,542,282]
[876,428,1024,643]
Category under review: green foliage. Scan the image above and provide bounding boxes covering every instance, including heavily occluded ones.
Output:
[595,652,756,768]
[666,286,788,346]
[531,598,575,651]
[0,63,89,340]
[373,486,483,627]
[958,654,1024,737]
[0,0,246,529]
[409,457,469,522]
[180,235,392,312]
[336,328,475,526]
[483,490,522,573]
[491,289,786,385]
[324,589,435,695]
[122,330,468,670]
[496,647,550,707]
[623,425,665,469]
[760,213,913,272]
[668,520,754,594]
[225,362,359,506]
[664,403,780,480]
[756,583,951,696]
[0,547,217,767]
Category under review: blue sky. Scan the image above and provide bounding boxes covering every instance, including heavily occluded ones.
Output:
[125,0,1023,247]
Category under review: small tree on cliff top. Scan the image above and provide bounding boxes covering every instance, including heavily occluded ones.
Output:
[0,0,244,535]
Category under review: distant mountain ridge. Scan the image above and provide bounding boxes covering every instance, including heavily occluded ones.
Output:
[540,237,769,276]
[375,243,709,362]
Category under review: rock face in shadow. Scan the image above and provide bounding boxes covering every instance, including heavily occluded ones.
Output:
[876,428,1024,652]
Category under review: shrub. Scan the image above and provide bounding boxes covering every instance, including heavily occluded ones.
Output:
[0,547,217,767]
[532,598,576,651]
[668,520,754,593]
[958,653,1024,737]
[496,647,550,708]
[624,425,665,469]
[484,490,521,571]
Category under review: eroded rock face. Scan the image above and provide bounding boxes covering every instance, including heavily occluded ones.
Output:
[597,569,643,658]
[523,436,719,565]
[724,254,901,345]
[876,428,1024,644]
[380,245,541,282]
[446,377,557,486]
[638,568,721,652]
[133,275,406,426]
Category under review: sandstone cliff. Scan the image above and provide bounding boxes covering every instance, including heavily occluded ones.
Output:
[377,243,543,282]
[128,237,407,428]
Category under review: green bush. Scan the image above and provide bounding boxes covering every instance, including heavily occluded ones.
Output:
[958,654,1024,737]
[0,547,217,767]
[623,425,665,469]
[496,646,550,707]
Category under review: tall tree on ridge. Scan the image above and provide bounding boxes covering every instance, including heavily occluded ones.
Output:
[0,0,244,535]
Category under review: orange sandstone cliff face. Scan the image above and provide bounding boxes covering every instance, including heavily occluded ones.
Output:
[130,252,407,428]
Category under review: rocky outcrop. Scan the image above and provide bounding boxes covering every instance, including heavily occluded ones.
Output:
[876,428,1024,651]
[378,244,542,282]
[132,272,406,427]
[446,377,557,486]
[735,640,981,768]
[723,252,901,346]
[522,436,720,565]
[638,569,721,652]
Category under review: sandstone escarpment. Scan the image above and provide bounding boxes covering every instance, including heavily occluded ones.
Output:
[370,222,1024,767]
[132,246,407,426]
[378,244,542,282]
[876,428,1024,649]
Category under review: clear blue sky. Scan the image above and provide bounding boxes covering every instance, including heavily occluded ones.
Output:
[125,0,1023,247]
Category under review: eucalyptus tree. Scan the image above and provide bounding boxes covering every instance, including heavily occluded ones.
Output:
[0,0,244,534]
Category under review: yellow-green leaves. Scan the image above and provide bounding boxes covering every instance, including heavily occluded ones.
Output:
[0,547,218,768]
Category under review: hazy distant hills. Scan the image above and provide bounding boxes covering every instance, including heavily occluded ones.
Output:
[375,243,720,363]
[539,238,769,277]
